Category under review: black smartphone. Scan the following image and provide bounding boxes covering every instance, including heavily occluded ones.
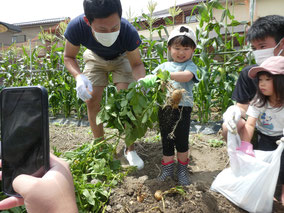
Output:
[0,86,50,196]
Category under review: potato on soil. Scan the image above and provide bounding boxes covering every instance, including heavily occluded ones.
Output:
[154,190,163,201]
[137,194,145,202]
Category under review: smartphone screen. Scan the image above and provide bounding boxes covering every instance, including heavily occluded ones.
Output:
[0,86,50,196]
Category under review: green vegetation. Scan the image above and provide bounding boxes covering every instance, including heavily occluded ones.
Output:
[0,0,252,123]
[97,70,169,147]
[0,136,130,213]
[192,0,250,122]
[61,136,130,212]
[0,0,254,212]
[209,139,225,147]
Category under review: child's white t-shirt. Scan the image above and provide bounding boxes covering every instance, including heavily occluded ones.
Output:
[247,102,284,136]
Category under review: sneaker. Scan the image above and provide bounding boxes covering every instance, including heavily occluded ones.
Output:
[124,149,144,170]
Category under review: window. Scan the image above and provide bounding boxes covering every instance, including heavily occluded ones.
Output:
[12,35,26,43]
[186,15,198,23]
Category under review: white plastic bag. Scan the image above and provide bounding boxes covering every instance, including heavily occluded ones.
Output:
[211,132,284,213]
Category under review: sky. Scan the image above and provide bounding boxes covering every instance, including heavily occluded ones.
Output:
[1,0,192,24]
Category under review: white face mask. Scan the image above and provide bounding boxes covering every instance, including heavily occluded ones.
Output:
[94,30,120,47]
[253,48,274,65]
[253,38,284,65]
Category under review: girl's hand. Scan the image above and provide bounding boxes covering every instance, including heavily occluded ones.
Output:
[236,141,255,157]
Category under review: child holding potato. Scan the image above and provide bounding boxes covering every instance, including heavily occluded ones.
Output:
[152,25,199,185]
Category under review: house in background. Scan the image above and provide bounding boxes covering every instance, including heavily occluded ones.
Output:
[136,0,284,40]
[0,17,69,52]
[135,0,202,40]
[1,0,284,52]
[0,21,21,34]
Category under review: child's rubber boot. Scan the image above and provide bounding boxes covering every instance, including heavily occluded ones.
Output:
[157,160,174,181]
[177,159,191,186]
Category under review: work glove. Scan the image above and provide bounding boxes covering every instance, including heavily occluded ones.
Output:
[236,141,255,157]
[223,105,242,134]
[138,75,158,89]
[75,74,93,101]
[276,137,284,145]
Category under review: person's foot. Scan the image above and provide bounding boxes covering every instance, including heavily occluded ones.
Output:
[177,159,191,186]
[124,149,144,170]
[157,160,174,181]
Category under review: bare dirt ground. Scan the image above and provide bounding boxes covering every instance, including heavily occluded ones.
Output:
[50,124,284,213]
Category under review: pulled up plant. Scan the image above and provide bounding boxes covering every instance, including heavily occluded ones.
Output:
[97,70,173,147]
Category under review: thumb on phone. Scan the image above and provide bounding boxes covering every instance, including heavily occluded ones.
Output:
[13,174,39,197]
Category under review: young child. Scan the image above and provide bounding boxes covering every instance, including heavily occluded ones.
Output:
[240,56,284,205]
[152,25,199,185]
[222,15,284,140]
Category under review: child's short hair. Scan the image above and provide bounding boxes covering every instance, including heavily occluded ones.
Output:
[247,15,284,43]
[167,26,197,49]
[83,0,122,24]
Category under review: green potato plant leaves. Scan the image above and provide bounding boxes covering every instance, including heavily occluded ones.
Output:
[97,70,169,147]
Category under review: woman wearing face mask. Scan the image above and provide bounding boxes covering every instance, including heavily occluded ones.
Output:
[222,15,284,141]
[64,0,146,170]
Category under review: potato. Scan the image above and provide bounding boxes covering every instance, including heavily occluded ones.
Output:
[170,89,185,109]
[137,194,145,202]
[154,190,163,201]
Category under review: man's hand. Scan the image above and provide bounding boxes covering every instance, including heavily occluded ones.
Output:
[223,105,242,134]
[75,74,93,101]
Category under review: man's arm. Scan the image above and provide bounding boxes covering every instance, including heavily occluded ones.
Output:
[236,102,250,119]
[126,48,146,81]
[64,40,81,78]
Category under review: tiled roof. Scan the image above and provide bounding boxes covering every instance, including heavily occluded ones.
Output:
[14,17,69,27]
[0,21,21,33]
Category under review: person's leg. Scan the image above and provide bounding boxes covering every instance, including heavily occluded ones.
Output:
[115,82,135,152]
[82,50,109,139]
[175,107,191,185]
[115,82,144,169]
[112,55,144,170]
[221,123,229,140]
[177,156,190,186]
[162,155,175,163]
[85,86,105,139]
[157,155,175,181]
[281,184,284,205]
[157,106,175,181]
[177,151,188,163]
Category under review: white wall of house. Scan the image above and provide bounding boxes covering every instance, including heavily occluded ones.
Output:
[0,24,54,47]
[213,0,284,22]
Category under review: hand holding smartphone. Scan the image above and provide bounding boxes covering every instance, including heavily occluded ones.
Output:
[0,86,50,196]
